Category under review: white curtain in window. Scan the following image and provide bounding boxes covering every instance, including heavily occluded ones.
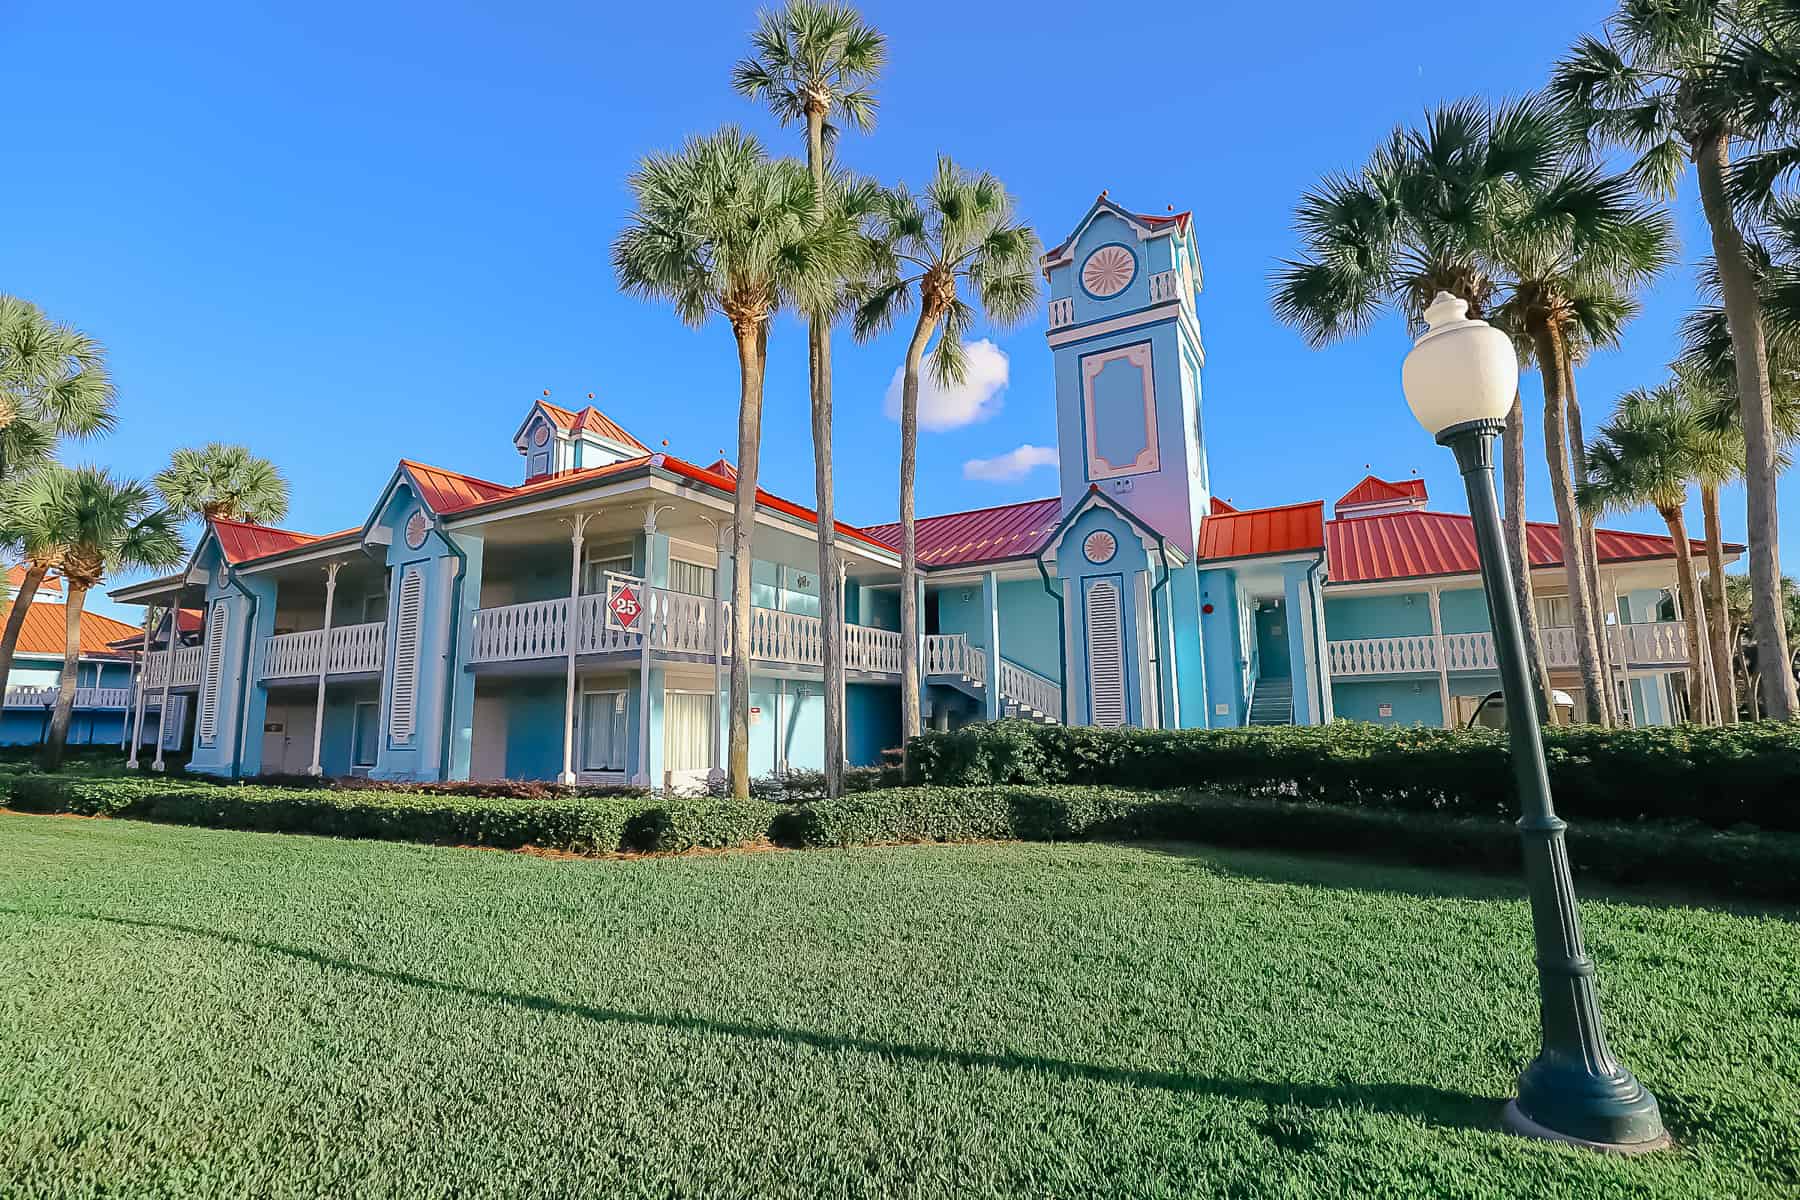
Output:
[668,559,716,599]
[582,552,634,596]
[580,691,627,772]
[664,691,715,773]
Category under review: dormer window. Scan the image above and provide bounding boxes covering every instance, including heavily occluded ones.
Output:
[527,422,553,479]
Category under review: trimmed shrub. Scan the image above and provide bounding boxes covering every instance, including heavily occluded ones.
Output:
[11,774,1795,902]
[904,719,1800,831]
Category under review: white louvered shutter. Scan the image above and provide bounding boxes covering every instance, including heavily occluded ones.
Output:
[388,569,425,744]
[1087,580,1126,727]
[196,601,228,745]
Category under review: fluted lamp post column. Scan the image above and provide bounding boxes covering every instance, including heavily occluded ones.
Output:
[1403,291,1668,1153]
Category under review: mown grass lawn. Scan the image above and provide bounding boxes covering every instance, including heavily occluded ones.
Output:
[3,814,1797,1199]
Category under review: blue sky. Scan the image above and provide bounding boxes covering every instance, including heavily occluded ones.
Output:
[5,0,1795,622]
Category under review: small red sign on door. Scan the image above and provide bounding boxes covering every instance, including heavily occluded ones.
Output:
[608,585,642,630]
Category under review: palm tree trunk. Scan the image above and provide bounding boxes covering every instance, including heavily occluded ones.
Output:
[898,307,939,744]
[1504,394,1556,722]
[803,107,844,798]
[1693,130,1798,720]
[41,583,86,772]
[1701,481,1737,722]
[1659,505,1710,723]
[726,320,768,799]
[1533,324,1611,725]
[0,562,49,699]
[1563,365,1619,725]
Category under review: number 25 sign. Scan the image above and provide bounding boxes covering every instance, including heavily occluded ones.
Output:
[605,577,645,633]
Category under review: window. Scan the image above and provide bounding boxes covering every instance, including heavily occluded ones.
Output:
[1536,595,1574,629]
[352,701,379,767]
[664,691,716,773]
[388,568,424,744]
[579,690,628,773]
[1086,579,1126,727]
[668,558,716,599]
[362,590,387,625]
[582,547,634,595]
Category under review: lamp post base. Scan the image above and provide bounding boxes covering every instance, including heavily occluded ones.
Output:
[1502,1100,1672,1155]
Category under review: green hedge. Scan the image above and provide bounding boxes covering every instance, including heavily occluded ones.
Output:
[10,774,1796,902]
[6,775,775,856]
[902,720,1800,831]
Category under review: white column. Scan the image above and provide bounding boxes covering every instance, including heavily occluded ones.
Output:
[711,520,727,779]
[559,512,592,785]
[836,557,848,764]
[307,561,341,776]
[152,592,177,772]
[126,608,153,767]
[633,506,664,788]
[1428,585,1451,728]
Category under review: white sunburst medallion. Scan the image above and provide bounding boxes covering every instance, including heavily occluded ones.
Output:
[404,509,430,550]
[1081,245,1136,298]
[1083,530,1117,564]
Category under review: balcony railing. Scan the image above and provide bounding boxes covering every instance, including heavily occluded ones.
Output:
[468,586,905,675]
[261,621,387,681]
[3,686,132,709]
[998,658,1061,719]
[141,645,205,689]
[1328,620,1690,678]
[924,633,986,685]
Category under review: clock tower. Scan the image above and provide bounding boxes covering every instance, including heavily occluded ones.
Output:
[1036,194,1213,729]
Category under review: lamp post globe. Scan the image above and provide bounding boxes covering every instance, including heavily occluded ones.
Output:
[1404,291,1669,1153]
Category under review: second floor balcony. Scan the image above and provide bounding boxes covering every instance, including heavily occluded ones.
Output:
[1328,620,1689,679]
[261,621,387,681]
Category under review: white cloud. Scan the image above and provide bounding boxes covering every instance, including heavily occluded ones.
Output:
[963,444,1058,483]
[883,338,1009,431]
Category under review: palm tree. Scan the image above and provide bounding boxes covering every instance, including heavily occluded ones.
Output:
[1271,97,1569,718]
[734,1,885,798]
[853,158,1039,741]
[1554,1,1799,719]
[1489,167,1676,726]
[0,295,116,480]
[18,466,185,770]
[1580,383,1717,723]
[154,443,290,526]
[0,469,70,698]
[613,127,853,798]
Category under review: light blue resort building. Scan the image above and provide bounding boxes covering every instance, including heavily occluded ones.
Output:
[112,195,1715,783]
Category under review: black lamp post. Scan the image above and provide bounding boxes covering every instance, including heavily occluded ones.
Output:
[1403,292,1669,1153]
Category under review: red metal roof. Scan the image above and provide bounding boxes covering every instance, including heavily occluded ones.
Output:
[705,458,737,482]
[1334,474,1427,515]
[1197,501,1327,563]
[212,518,331,565]
[1327,509,1735,584]
[539,401,649,454]
[6,565,61,597]
[861,497,1063,569]
[401,460,522,514]
[1208,497,1237,515]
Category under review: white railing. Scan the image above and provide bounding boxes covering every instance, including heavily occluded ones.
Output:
[468,586,904,676]
[3,686,133,709]
[924,633,986,686]
[998,659,1060,719]
[1328,621,1690,678]
[846,623,903,674]
[261,621,386,680]
[1048,297,1074,328]
[1148,269,1183,304]
[141,645,205,689]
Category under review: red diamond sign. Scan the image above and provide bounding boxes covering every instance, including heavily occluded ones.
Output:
[607,584,642,631]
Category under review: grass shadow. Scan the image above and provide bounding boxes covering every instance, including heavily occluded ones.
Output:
[6,907,1502,1135]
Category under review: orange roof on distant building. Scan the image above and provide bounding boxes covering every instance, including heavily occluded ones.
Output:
[539,401,650,454]
[6,564,61,598]
[1,600,138,660]
[1197,501,1327,562]
[1334,474,1427,515]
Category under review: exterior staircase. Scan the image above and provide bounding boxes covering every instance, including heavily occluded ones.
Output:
[1248,677,1293,726]
[923,635,1061,725]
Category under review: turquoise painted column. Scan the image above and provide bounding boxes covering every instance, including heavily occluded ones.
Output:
[981,571,1002,721]
[443,530,485,781]
[1282,560,1321,725]
[1198,568,1246,727]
